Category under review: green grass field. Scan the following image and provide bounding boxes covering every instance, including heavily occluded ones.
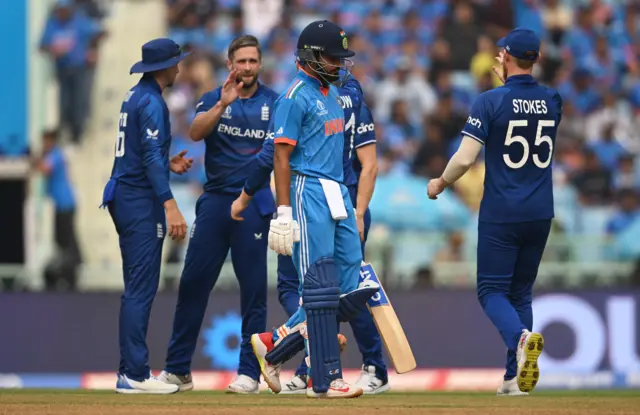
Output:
[1,390,639,415]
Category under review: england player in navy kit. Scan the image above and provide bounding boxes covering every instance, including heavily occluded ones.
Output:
[159,35,279,394]
[427,28,563,396]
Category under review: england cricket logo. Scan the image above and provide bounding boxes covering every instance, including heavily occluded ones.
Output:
[261,103,269,121]
[221,106,232,119]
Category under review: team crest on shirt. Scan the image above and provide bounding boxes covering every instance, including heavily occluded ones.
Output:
[221,106,232,119]
[261,102,269,121]
[316,100,328,116]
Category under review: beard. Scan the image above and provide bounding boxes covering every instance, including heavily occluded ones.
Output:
[237,73,258,89]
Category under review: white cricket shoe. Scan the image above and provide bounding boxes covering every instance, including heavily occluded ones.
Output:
[279,374,308,394]
[355,365,391,394]
[251,332,282,393]
[157,370,194,392]
[226,374,259,394]
[497,378,529,396]
[115,373,179,394]
[516,329,545,393]
[306,377,363,399]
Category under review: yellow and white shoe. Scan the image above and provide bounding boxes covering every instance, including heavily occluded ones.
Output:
[516,329,544,393]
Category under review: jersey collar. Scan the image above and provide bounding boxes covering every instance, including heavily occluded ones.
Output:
[505,74,536,86]
[297,65,330,96]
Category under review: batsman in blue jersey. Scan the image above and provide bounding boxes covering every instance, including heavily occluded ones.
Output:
[101,38,193,394]
[427,29,563,396]
[157,36,279,394]
[231,76,388,394]
[244,20,382,399]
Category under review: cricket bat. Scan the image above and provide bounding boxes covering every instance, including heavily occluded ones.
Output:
[359,262,417,374]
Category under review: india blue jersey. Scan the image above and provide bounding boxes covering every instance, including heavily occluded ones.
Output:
[195,83,279,194]
[109,77,173,203]
[462,74,563,223]
[273,70,345,182]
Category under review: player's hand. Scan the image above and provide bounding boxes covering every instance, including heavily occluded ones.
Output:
[220,69,244,106]
[355,210,365,242]
[268,206,300,256]
[427,177,447,200]
[231,191,252,221]
[170,150,194,175]
[165,201,187,241]
[492,50,506,84]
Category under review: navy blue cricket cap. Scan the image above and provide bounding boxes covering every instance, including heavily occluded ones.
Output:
[497,28,540,61]
[297,20,355,58]
[130,38,191,74]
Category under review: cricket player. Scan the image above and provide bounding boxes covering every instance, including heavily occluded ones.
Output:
[231,74,388,394]
[427,28,563,396]
[248,20,375,399]
[101,38,193,394]
[158,35,279,394]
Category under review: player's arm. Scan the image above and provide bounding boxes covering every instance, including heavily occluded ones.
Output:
[231,131,276,220]
[354,104,378,220]
[272,97,305,207]
[138,96,186,241]
[190,70,243,141]
[428,93,490,199]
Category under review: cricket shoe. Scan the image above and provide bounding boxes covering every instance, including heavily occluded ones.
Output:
[306,377,363,399]
[251,332,282,393]
[497,378,529,396]
[516,329,544,393]
[276,334,348,394]
[115,373,179,394]
[226,374,259,394]
[355,365,391,394]
[279,374,308,394]
[157,370,194,392]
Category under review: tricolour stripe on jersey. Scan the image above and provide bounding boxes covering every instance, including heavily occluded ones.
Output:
[286,80,304,100]
[462,132,485,145]
[295,175,309,283]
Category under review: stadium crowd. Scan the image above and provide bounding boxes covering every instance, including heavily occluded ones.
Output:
[163,0,640,271]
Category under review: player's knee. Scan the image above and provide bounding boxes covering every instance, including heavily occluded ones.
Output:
[476,275,511,305]
[302,257,340,310]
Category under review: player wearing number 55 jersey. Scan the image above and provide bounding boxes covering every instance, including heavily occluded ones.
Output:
[427,28,562,396]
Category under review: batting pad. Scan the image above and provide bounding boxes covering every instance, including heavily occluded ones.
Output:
[302,257,341,394]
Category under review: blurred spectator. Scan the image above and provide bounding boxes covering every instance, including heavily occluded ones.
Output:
[606,189,640,236]
[587,122,627,172]
[39,0,105,146]
[613,154,640,191]
[31,129,82,291]
[572,149,612,206]
[374,56,437,123]
[434,231,464,262]
[470,35,502,88]
[441,1,482,71]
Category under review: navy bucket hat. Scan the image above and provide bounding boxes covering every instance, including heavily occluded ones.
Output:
[130,38,191,74]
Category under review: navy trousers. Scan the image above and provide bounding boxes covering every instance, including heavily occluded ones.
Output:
[109,183,165,382]
[476,219,552,380]
[277,185,388,382]
[165,189,271,380]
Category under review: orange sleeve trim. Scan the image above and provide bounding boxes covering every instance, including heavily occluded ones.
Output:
[274,137,297,146]
[320,86,329,96]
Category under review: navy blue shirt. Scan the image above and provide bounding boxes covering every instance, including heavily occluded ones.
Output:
[338,76,364,187]
[351,103,377,182]
[108,77,173,204]
[461,74,563,223]
[195,83,279,195]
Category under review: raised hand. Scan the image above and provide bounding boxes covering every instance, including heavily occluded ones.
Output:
[220,69,244,106]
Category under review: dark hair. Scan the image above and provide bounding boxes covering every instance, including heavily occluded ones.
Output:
[42,129,59,142]
[228,35,262,61]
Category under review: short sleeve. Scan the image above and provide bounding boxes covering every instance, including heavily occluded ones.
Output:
[355,103,376,148]
[553,90,564,126]
[194,89,220,116]
[461,93,492,145]
[273,96,305,146]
